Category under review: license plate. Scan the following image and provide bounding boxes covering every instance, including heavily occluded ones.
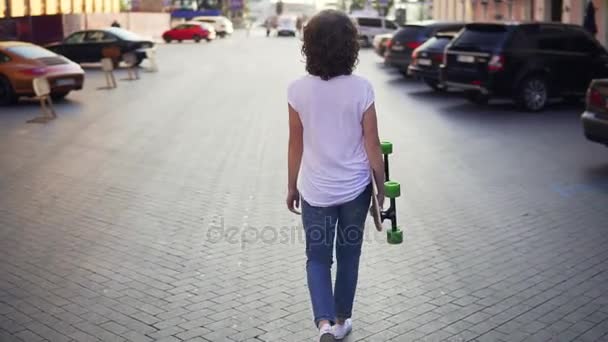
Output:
[418,58,432,66]
[392,45,404,51]
[457,55,475,63]
[56,78,75,86]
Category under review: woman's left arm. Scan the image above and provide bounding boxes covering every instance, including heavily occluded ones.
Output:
[287,104,303,214]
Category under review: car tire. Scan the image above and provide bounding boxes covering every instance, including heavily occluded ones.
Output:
[193,35,202,43]
[177,40,183,43]
[164,36,172,43]
[112,58,120,69]
[206,38,212,42]
[51,92,70,101]
[465,90,489,105]
[516,76,548,112]
[423,78,444,92]
[0,75,16,106]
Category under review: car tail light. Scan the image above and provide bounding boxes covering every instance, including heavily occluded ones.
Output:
[20,67,47,76]
[406,41,422,50]
[488,54,505,72]
[588,88,605,108]
[386,39,392,49]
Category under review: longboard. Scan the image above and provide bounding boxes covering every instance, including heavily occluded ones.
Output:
[370,169,383,232]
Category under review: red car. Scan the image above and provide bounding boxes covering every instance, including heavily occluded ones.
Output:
[163,23,211,43]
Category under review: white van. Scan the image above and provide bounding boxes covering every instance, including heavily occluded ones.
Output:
[352,16,398,47]
[192,16,234,38]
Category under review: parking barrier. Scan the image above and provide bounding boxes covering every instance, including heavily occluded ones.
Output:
[122,53,140,81]
[144,48,158,73]
[27,77,57,124]
[99,58,117,90]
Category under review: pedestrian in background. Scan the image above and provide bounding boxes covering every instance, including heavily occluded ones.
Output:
[286,9,385,342]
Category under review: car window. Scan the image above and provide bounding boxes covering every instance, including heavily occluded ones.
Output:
[175,24,188,30]
[393,25,425,41]
[84,31,106,42]
[567,28,600,54]
[357,18,382,28]
[385,20,397,29]
[7,45,56,59]
[537,26,568,51]
[452,24,508,50]
[420,36,452,51]
[0,52,10,63]
[65,32,86,44]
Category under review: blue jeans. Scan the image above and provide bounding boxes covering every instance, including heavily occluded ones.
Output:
[301,184,372,326]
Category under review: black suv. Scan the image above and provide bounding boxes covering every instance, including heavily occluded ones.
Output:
[442,22,608,111]
[408,32,458,91]
[385,21,464,75]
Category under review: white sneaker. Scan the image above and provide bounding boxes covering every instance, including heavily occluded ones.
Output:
[319,323,335,342]
[332,319,352,340]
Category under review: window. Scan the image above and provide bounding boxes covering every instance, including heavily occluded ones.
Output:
[357,18,382,28]
[452,24,508,50]
[65,32,86,44]
[567,28,600,54]
[0,52,10,63]
[385,20,397,30]
[537,27,568,51]
[7,45,56,59]
[175,24,188,30]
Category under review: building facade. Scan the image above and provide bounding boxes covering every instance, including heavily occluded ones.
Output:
[433,0,608,46]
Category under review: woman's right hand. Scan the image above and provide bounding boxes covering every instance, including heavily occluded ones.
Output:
[286,188,301,215]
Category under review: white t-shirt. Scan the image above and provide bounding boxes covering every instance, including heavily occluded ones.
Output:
[287,74,374,207]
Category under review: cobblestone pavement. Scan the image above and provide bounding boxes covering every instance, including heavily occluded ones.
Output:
[1,31,608,342]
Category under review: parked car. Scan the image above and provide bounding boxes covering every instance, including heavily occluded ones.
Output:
[46,28,154,67]
[408,32,457,91]
[385,21,464,75]
[373,32,394,57]
[0,41,84,105]
[163,22,211,43]
[352,16,398,47]
[192,16,234,38]
[277,15,297,37]
[442,22,608,111]
[582,79,608,146]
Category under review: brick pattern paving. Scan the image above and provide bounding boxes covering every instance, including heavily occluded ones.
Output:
[1,32,608,341]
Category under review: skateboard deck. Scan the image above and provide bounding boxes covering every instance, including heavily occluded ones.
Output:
[370,169,383,232]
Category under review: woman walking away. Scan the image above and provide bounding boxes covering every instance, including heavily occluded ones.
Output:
[286,9,385,342]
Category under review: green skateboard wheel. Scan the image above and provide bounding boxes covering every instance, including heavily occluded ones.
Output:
[384,181,401,198]
[387,228,403,244]
[380,141,393,155]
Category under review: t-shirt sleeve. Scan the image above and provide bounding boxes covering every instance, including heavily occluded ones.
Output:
[287,82,299,113]
[362,79,375,114]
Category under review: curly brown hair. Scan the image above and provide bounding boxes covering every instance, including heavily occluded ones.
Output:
[302,10,359,81]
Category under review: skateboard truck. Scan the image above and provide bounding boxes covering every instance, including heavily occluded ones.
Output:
[380,141,403,245]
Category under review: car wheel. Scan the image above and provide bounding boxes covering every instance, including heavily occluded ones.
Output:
[0,75,17,106]
[177,40,183,43]
[112,58,121,69]
[517,76,548,112]
[465,90,489,105]
[51,92,70,101]
[423,78,443,92]
[193,35,202,43]
[206,38,212,42]
[163,36,172,43]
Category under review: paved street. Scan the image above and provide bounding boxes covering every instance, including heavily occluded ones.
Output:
[1,30,608,342]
